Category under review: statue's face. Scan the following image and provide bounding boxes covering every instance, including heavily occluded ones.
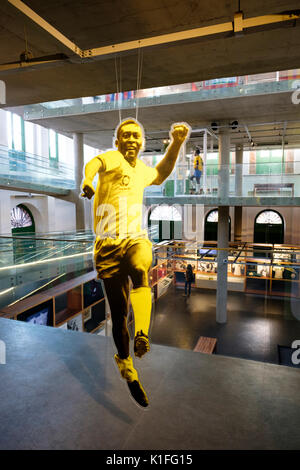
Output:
[116,123,143,165]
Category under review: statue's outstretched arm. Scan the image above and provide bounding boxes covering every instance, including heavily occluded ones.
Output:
[153,123,190,185]
[81,156,104,199]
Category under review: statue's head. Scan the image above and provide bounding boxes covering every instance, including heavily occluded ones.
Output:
[114,118,145,166]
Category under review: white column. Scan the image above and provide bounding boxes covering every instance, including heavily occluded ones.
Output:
[234,143,243,242]
[235,143,243,197]
[0,190,11,234]
[41,127,49,158]
[73,133,85,230]
[203,130,207,193]
[218,129,230,199]
[216,128,230,323]
[0,110,8,147]
[216,206,229,323]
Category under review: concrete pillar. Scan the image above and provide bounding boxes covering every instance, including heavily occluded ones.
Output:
[235,143,243,196]
[234,206,243,242]
[41,127,49,158]
[73,133,85,230]
[218,129,230,199]
[216,206,229,323]
[203,130,207,193]
[0,190,11,235]
[234,143,243,242]
[216,128,230,323]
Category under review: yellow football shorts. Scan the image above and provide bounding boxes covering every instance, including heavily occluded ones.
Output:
[94,236,153,279]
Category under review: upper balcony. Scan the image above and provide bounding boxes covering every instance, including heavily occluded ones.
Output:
[0,144,75,195]
[23,70,300,122]
[19,69,300,205]
[144,159,300,207]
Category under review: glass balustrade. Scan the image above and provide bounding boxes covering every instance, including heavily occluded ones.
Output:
[0,232,94,309]
[1,234,300,351]
[23,69,300,119]
[0,144,75,191]
[144,161,300,198]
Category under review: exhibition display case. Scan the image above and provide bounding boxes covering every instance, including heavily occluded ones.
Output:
[166,240,300,298]
[2,239,300,334]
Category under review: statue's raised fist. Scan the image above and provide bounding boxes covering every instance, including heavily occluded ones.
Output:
[170,123,190,143]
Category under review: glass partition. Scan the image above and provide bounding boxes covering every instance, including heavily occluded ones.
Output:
[0,232,94,310]
[1,234,300,367]
[144,160,300,198]
[0,144,75,192]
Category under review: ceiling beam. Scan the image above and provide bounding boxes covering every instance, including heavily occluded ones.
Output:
[7,1,300,61]
[7,0,83,56]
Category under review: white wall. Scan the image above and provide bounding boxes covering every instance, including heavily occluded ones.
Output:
[10,196,49,233]
[144,204,300,246]
[0,110,8,147]
[242,206,300,245]
[47,197,76,232]
[0,190,12,234]
[0,192,77,235]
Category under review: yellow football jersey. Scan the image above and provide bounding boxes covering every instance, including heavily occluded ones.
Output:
[193,155,203,170]
[93,150,158,238]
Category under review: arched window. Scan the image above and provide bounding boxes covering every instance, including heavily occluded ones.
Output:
[204,209,231,241]
[149,205,182,221]
[206,209,219,223]
[254,210,284,245]
[11,204,35,233]
[11,204,36,263]
[256,211,282,225]
[148,205,182,242]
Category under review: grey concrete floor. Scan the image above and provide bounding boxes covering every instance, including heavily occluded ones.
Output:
[0,317,300,450]
[151,287,300,364]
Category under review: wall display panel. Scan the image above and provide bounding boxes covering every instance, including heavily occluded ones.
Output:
[17,299,54,327]
[0,272,107,334]
[67,314,83,332]
[83,279,104,309]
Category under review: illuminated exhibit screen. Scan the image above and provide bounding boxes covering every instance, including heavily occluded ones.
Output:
[17,300,53,326]
[25,308,49,326]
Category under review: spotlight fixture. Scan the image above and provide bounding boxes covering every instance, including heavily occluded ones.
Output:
[211,122,218,131]
[231,120,238,130]
[250,140,255,147]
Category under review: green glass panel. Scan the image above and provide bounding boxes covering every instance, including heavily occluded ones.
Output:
[256,150,282,174]
[165,180,174,196]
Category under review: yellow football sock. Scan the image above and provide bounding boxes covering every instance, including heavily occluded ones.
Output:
[130,286,152,336]
[114,354,138,382]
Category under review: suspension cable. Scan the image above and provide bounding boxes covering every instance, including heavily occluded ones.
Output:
[136,45,143,121]
[114,54,122,123]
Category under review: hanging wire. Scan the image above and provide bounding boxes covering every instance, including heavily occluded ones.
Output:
[135,45,143,121]
[114,55,122,123]
[24,25,28,56]
[136,48,140,120]
[119,55,122,119]
[22,24,32,61]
